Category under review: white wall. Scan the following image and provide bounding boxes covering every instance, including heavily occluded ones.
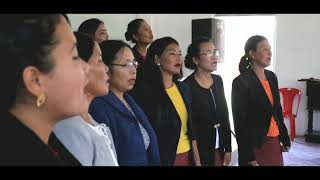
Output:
[68,14,214,74]
[275,14,320,136]
[67,14,137,42]
[67,14,320,137]
[135,14,215,77]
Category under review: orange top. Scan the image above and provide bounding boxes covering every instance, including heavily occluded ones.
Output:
[260,80,280,137]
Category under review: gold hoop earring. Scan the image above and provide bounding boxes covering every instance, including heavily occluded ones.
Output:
[36,93,46,107]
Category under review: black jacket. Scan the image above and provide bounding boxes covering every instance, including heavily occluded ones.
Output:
[143,81,196,166]
[128,45,148,107]
[184,73,231,165]
[231,69,290,165]
[0,111,81,166]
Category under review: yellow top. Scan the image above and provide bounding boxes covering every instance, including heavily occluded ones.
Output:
[166,83,191,154]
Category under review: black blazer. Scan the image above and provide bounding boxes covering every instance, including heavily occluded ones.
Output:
[128,45,147,107]
[184,73,231,165]
[0,111,81,166]
[145,81,196,166]
[231,69,290,165]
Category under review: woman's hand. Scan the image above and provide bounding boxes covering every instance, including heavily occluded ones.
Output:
[282,145,290,152]
[223,152,232,166]
[248,160,259,166]
[195,160,202,166]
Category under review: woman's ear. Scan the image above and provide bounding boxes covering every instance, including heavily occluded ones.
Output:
[155,55,161,66]
[132,33,138,43]
[22,66,45,98]
[192,57,198,66]
[249,50,255,60]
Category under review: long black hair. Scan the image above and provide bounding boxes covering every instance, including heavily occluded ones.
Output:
[74,32,95,62]
[144,36,181,103]
[0,14,62,112]
[239,35,267,74]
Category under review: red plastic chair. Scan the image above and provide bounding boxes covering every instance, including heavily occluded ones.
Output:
[279,88,302,141]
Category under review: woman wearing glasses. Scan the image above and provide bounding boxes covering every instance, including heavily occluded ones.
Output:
[89,40,160,166]
[183,37,232,166]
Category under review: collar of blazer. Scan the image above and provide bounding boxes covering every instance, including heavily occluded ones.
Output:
[102,91,155,134]
[160,81,192,122]
[102,91,138,120]
[248,69,279,112]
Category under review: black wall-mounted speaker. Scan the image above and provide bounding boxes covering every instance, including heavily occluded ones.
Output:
[192,18,225,63]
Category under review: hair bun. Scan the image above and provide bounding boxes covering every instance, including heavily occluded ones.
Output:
[124,32,130,41]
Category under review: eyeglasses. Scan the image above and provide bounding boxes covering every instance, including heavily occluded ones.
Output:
[199,50,220,58]
[110,60,139,69]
